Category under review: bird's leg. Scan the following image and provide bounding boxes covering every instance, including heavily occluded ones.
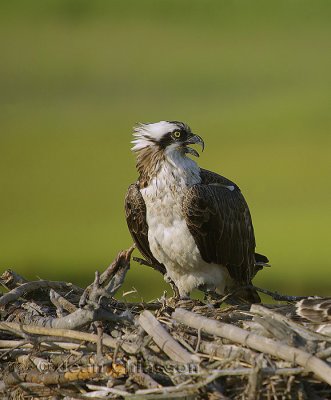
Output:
[164,273,181,300]
[162,274,197,309]
[198,284,220,304]
[253,286,307,302]
[170,281,182,300]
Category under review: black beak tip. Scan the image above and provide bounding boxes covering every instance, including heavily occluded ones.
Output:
[196,135,205,152]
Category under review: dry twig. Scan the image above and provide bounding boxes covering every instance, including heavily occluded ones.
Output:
[1,248,330,399]
[172,308,331,385]
[139,310,200,364]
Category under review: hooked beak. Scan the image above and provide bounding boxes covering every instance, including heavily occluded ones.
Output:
[183,134,205,157]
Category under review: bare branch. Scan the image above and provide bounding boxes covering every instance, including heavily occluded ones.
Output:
[0,280,82,309]
[49,288,77,314]
[0,321,140,355]
[172,308,331,386]
[139,310,200,364]
[79,246,134,307]
[0,269,28,290]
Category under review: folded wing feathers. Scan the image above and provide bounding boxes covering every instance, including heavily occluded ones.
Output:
[183,179,254,283]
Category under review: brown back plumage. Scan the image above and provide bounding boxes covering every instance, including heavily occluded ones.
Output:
[183,170,256,283]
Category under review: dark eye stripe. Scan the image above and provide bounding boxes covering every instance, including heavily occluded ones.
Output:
[158,130,188,149]
[158,133,173,149]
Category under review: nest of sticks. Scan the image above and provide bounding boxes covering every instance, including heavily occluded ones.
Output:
[0,246,330,400]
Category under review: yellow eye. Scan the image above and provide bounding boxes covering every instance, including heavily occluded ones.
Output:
[173,131,181,139]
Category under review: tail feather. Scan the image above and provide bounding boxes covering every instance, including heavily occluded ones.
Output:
[254,252,270,267]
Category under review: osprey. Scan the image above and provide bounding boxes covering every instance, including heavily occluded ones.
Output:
[125,121,269,302]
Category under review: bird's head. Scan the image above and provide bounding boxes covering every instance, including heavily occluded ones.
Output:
[131,121,204,159]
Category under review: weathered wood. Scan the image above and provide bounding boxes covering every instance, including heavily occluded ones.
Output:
[4,368,100,386]
[172,308,331,386]
[139,310,200,364]
[17,355,52,372]
[251,304,330,342]
[0,321,117,349]
[49,289,77,314]
[0,269,28,290]
[0,339,89,351]
[0,280,82,309]
[1,248,330,399]
[130,372,162,389]
[79,246,134,307]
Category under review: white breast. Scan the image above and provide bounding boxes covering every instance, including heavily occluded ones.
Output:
[140,154,230,297]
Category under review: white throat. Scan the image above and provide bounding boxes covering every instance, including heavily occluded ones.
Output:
[140,149,201,216]
[149,152,200,201]
[164,147,200,182]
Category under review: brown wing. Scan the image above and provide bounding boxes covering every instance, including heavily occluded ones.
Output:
[125,183,166,274]
[201,169,269,270]
[183,169,256,284]
[200,168,240,188]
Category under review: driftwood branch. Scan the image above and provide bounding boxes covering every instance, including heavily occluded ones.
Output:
[251,304,330,343]
[0,280,82,309]
[15,304,131,329]
[79,246,134,307]
[0,269,28,290]
[49,289,77,314]
[0,320,138,356]
[1,247,330,399]
[172,308,331,386]
[0,321,118,349]
[139,310,200,364]
[4,367,101,386]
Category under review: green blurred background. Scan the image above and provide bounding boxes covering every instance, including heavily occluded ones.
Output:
[1,0,330,300]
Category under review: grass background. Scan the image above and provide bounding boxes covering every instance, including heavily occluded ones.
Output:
[0,0,330,300]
